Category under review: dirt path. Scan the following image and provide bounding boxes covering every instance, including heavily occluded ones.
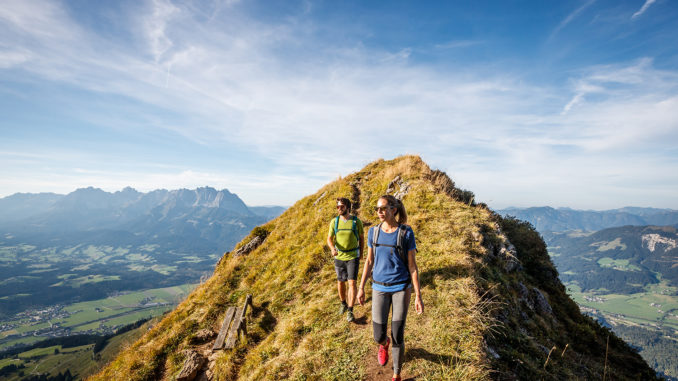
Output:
[363,341,415,381]
[355,303,415,381]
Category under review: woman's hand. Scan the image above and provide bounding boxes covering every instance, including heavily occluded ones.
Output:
[415,294,424,315]
[357,288,365,306]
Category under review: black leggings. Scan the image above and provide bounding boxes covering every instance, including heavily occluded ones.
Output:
[372,287,411,374]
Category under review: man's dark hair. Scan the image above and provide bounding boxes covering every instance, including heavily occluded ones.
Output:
[336,197,351,211]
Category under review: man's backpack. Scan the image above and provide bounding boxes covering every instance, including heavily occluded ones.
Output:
[333,215,360,255]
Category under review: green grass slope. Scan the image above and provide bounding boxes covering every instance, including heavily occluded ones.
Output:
[90,155,657,380]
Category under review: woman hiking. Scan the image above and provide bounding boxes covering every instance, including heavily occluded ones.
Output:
[357,195,424,381]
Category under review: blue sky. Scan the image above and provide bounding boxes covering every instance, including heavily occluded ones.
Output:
[1,0,677,209]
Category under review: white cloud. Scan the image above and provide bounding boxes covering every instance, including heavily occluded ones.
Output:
[632,0,657,19]
[0,49,32,68]
[555,59,678,151]
[0,0,77,40]
[144,0,179,62]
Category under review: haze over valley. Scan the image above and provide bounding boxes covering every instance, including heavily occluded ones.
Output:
[0,187,284,355]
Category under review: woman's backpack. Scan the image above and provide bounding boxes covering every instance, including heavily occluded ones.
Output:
[371,222,409,268]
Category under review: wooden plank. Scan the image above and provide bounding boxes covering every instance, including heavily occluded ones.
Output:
[212,306,236,350]
[242,294,252,315]
[224,307,243,349]
[224,295,253,349]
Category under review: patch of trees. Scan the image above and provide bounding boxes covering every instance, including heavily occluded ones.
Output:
[93,317,151,353]
[18,369,73,381]
[562,268,657,293]
[613,325,678,381]
[0,334,100,360]
[0,363,25,376]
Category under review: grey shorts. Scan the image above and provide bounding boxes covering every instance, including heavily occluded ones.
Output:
[334,257,359,281]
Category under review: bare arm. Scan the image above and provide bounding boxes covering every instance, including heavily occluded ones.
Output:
[408,249,424,314]
[357,246,374,306]
[327,231,337,257]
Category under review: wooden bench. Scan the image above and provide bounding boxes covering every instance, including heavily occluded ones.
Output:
[212,294,252,350]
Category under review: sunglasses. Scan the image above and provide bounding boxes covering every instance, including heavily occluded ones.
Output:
[337,204,347,209]
[374,206,391,212]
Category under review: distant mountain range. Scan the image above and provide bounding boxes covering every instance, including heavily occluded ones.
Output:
[0,187,285,251]
[0,187,286,317]
[543,225,678,293]
[498,206,678,232]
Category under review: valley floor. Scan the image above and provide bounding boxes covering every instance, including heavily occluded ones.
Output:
[566,281,678,379]
[0,284,195,352]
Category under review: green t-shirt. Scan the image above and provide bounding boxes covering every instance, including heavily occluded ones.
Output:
[328,215,364,261]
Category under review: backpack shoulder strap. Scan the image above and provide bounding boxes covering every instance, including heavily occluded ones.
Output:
[351,216,358,241]
[397,224,409,266]
[372,223,382,248]
[333,216,339,234]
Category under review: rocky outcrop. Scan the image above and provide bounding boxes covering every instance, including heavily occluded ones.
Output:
[176,350,206,381]
[190,329,216,344]
[387,176,411,200]
[533,287,553,316]
[234,235,264,257]
[481,226,524,273]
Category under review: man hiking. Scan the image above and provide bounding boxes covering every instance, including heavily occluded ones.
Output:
[327,197,364,322]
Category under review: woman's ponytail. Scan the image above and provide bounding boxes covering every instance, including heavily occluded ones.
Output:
[379,195,408,225]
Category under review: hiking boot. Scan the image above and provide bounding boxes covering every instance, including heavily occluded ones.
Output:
[346,310,355,322]
[378,337,390,366]
[392,377,401,381]
[339,303,348,315]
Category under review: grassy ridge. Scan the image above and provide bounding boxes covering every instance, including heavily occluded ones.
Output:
[91,155,658,380]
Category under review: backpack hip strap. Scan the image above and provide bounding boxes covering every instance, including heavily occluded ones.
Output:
[372,279,411,287]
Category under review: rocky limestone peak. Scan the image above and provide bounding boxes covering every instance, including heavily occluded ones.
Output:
[642,233,678,252]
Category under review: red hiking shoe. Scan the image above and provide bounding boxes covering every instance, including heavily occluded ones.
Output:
[378,337,390,366]
[392,377,401,381]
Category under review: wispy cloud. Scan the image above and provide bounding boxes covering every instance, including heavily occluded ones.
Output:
[558,58,678,148]
[632,0,657,19]
[0,0,76,40]
[550,0,596,40]
[434,40,483,50]
[144,0,179,62]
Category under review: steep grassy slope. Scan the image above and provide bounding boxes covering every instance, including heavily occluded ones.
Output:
[90,156,657,380]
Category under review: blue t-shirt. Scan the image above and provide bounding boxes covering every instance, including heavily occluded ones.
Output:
[367,224,417,292]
